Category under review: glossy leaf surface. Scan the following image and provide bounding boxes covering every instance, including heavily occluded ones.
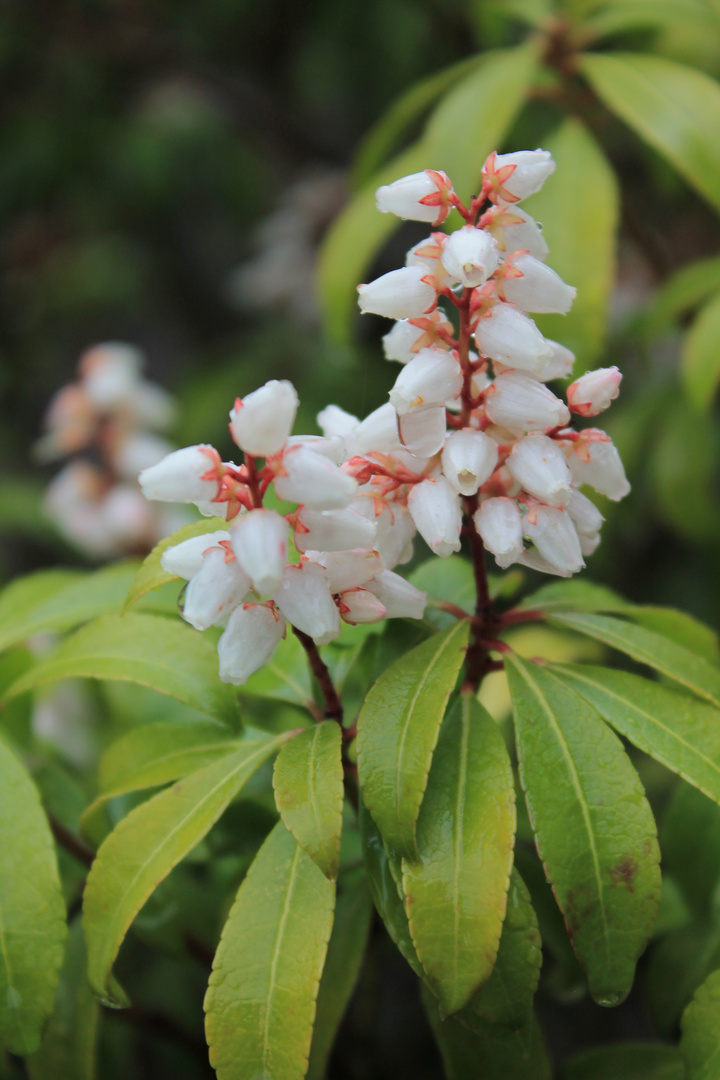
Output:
[683,291,720,410]
[83,735,287,999]
[123,517,227,611]
[680,967,720,1079]
[205,822,335,1080]
[562,1042,685,1080]
[0,737,67,1055]
[5,612,241,726]
[357,620,469,859]
[402,694,516,1015]
[506,655,661,1006]
[273,722,343,880]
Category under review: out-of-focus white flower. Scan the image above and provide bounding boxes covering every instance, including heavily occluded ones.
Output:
[365,570,427,619]
[229,380,299,457]
[499,253,576,315]
[139,445,221,504]
[485,371,570,434]
[218,604,286,685]
[100,486,155,546]
[339,588,387,625]
[80,343,142,409]
[474,498,524,568]
[376,170,454,224]
[484,149,555,204]
[115,433,174,480]
[567,367,622,417]
[408,476,462,557]
[357,266,437,320]
[272,562,341,645]
[182,547,251,631]
[568,436,630,501]
[474,304,552,375]
[274,446,358,509]
[441,429,498,495]
[389,348,462,415]
[522,505,584,577]
[507,435,572,507]
[161,530,231,579]
[441,226,499,288]
[566,488,604,538]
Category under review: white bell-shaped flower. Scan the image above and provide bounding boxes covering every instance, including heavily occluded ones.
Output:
[382,312,453,364]
[365,570,427,619]
[230,508,289,594]
[407,476,462,557]
[568,437,630,501]
[375,170,452,223]
[295,506,377,553]
[474,304,552,375]
[354,500,416,570]
[217,604,286,685]
[305,549,384,593]
[139,444,221,504]
[339,588,387,625]
[566,488,604,538]
[80,343,141,409]
[182,547,251,631]
[272,562,341,645]
[440,226,499,288]
[507,435,572,507]
[398,406,447,457]
[229,380,299,457]
[500,253,576,315]
[284,434,347,464]
[161,530,231,579]
[534,340,575,382]
[316,404,359,441]
[355,402,403,453]
[474,497,524,568]
[357,266,437,320]
[389,347,462,415]
[274,446,358,510]
[441,429,498,495]
[485,371,570,434]
[488,149,555,203]
[406,236,447,279]
[522,505,584,576]
[488,206,549,261]
[567,367,622,417]
[579,532,601,557]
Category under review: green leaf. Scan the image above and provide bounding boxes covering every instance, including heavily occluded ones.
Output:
[649,396,720,543]
[517,579,629,613]
[82,735,287,999]
[551,664,720,806]
[562,1042,685,1080]
[523,117,619,368]
[204,822,336,1080]
[359,804,424,976]
[4,612,241,726]
[681,968,720,1079]
[661,783,720,918]
[582,0,720,41]
[240,631,314,709]
[357,620,469,860]
[548,611,720,708]
[0,737,67,1055]
[506,655,661,1006]
[0,570,81,650]
[636,254,720,339]
[123,517,228,611]
[409,555,521,630]
[630,608,719,663]
[318,43,538,343]
[307,878,372,1080]
[458,868,542,1030]
[26,921,98,1080]
[422,985,551,1080]
[683,291,720,410]
[401,694,516,1015]
[273,722,344,880]
[580,52,720,215]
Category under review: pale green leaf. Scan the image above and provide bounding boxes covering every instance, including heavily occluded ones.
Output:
[682,290,720,409]
[636,254,720,339]
[552,664,720,806]
[273,722,344,880]
[580,52,720,215]
[506,655,661,1005]
[307,878,372,1080]
[82,735,287,998]
[357,620,469,860]
[649,397,720,542]
[4,612,241,726]
[0,737,67,1055]
[402,694,516,1015]
[562,1042,685,1080]
[681,967,720,1079]
[522,117,619,368]
[0,570,81,650]
[204,822,336,1080]
[582,0,720,42]
[661,783,720,918]
[517,578,629,614]
[123,517,228,611]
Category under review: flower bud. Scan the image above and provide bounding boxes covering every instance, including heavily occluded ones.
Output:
[218,603,286,685]
[507,435,572,507]
[485,206,549,261]
[398,406,447,457]
[365,570,427,619]
[474,304,552,375]
[355,402,402,453]
[339,588,386,625]
[440,226,499,288]
[375,170,453,224]
[229,380,299,457]
[182,547,252,631]
[274,446,358,510]
[568,437,630,501]
[474,498,524,568]
[357,266,437,320]
[522,505,584,576]
[567,367,622,417]
[139,444,221,504]
[383,312,453,364]
[305,549,384,593]
[566,488,604,538]
[441,429,498,495]
[389,347,462,415]
[485,149,555,204]
[295,506,377,553]
[230,508,289,594]
[407,476,462,557]
[161,530,231,579]
[500,253,576,315]
[272,562,341,645]
[485,371,570,434]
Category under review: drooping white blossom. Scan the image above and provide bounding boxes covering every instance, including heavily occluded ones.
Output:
[229,380,299,457]
[357,266,437,320]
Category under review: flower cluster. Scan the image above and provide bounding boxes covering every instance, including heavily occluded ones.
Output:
[358,149,629,577]
[38,343,186,558]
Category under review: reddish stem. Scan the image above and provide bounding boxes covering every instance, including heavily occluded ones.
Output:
[292,627,344,724]
[244,454,263,508]
[499,608,545,628]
